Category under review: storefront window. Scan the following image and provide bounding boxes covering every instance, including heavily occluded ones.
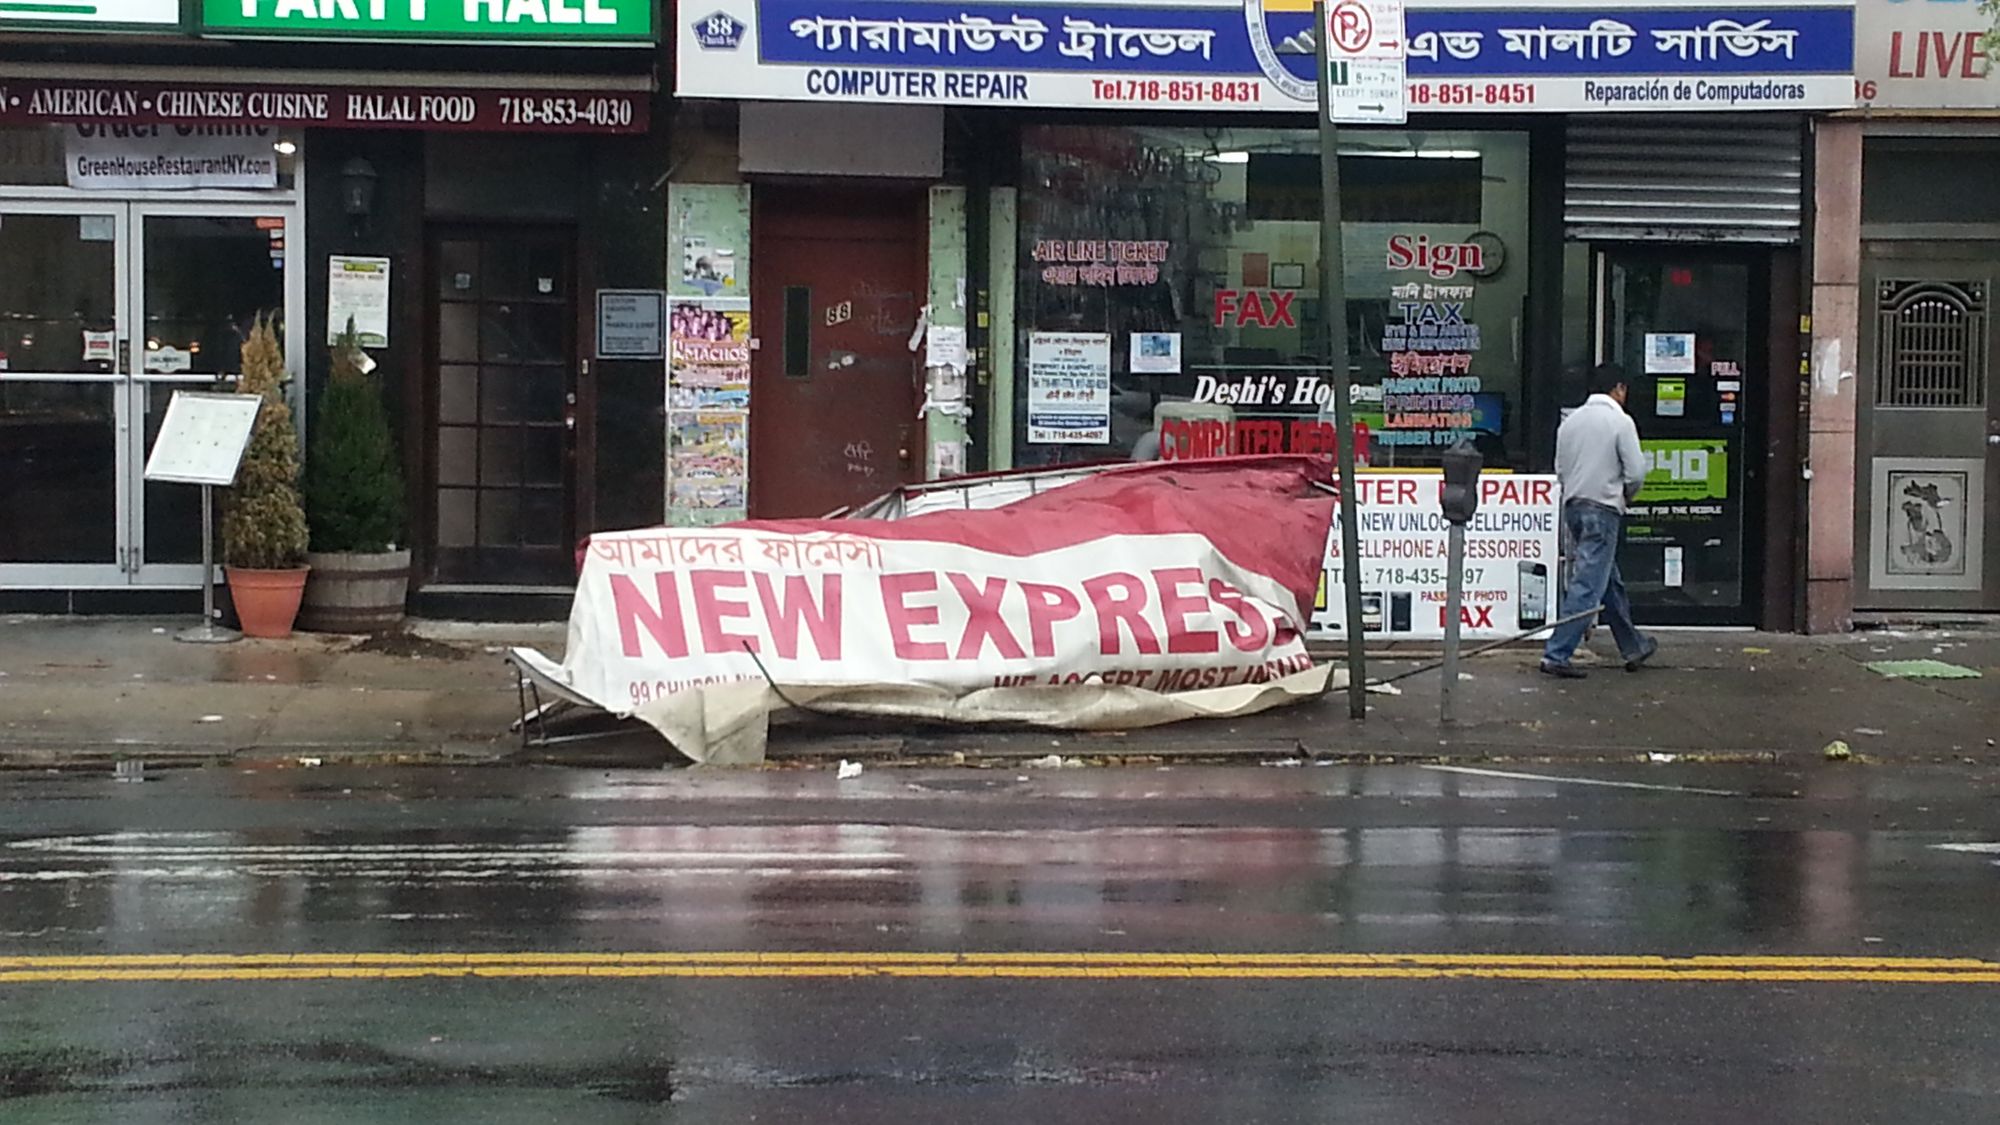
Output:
[1015,124,1531,469]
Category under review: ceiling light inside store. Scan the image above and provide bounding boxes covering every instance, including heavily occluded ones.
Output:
[273,140,298,155]
[1205,151,1250,164]
[1336,148,1482,159]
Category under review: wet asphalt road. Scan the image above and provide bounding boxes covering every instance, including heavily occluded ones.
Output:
[3,760,2000,1123]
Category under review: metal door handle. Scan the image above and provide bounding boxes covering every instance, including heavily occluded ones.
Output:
[1988,434,1999,446]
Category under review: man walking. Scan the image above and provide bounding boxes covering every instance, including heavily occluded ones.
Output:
[1541,363,1658,678]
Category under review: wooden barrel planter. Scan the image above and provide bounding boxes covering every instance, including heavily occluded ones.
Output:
[299,549,412,634]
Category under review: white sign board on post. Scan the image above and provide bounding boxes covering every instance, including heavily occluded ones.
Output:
[1308,473,1561,641]
[143,392,263,486]
[1325,0,1409,125]
[145,391,265,645]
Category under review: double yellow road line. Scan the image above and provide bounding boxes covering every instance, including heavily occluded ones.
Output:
[2,951,1997,985]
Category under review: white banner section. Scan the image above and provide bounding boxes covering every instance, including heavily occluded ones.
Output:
[1308,474,1561,641]
[65,126,280,190]
[513,457,1339,762]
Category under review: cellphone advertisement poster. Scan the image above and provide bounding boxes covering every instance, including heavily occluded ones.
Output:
[1308,474,1561,642]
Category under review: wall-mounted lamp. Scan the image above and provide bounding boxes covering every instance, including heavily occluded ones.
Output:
[339,156,379,236]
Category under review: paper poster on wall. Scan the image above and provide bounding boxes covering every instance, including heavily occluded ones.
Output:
[924,324,967,371]
[933,440,965,477]
[327,256,391,347]
[921,363,968,419]
[668,299,751,411]
[1130,331,1182,375]
[1869,458,1985,592]
[668,411,748,511]
[1883,467,1970,578]
[1643,333,1695,374]
[681,235,738,296]
[1656,377,1686,417]
[596,289,666,361]
[1027,331,1111,444]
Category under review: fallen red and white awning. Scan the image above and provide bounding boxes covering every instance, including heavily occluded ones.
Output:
[511,456,1338,763]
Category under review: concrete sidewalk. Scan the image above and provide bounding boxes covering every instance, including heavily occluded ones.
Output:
[0,615,1993,768]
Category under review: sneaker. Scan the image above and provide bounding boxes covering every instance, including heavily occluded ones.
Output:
[1623,637,1659,673]
[1539,661,1587,680]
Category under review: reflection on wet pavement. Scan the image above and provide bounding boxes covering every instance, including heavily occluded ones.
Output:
[0,765,1993,956]
[2,764,1997,1123]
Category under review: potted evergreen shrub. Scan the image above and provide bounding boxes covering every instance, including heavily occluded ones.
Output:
[300,321,411,633]
[221,313,310,639]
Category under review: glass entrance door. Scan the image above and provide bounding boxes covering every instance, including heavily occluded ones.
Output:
[0,203,129,588]
[0,201,291,590]
[130,208,290,586]
[1597,249,1767,626]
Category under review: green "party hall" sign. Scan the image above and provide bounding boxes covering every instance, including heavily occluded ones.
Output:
[202,0,655,42]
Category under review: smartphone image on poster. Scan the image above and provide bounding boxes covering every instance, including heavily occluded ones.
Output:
[1518,561,1548,631]
[1359,591,1385,633]
[1389,592,1413,633]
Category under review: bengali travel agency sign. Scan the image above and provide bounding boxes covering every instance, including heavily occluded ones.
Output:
[0,0,653,39]
[677,0,1856,112]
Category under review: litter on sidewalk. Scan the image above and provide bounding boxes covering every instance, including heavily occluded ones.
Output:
[1864,659,1982,680]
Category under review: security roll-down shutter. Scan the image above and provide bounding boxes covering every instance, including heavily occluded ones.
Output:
[1565,115,1805,244]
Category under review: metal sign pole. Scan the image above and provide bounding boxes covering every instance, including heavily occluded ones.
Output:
[176,483,238,645]
[1314,0,1368,720]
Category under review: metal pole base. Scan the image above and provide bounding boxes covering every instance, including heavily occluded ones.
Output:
[177,483,236,644]
[176,623,241,645]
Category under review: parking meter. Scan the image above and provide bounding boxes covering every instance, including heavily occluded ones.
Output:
[1438,439,1483,726]
[1441,439,1483,525]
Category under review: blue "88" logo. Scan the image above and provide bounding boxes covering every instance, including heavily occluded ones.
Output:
[691,10,746,48]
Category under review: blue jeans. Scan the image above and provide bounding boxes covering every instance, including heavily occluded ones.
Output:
[1542,500,1650,667]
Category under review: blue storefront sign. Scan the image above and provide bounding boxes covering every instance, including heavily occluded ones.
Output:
[677,0,1855,112]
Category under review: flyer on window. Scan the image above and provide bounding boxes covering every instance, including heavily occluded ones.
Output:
[1027,331,1110,444]
[327,256,391,347]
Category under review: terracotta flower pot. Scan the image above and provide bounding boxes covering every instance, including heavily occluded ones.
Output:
[225,565,312,639]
